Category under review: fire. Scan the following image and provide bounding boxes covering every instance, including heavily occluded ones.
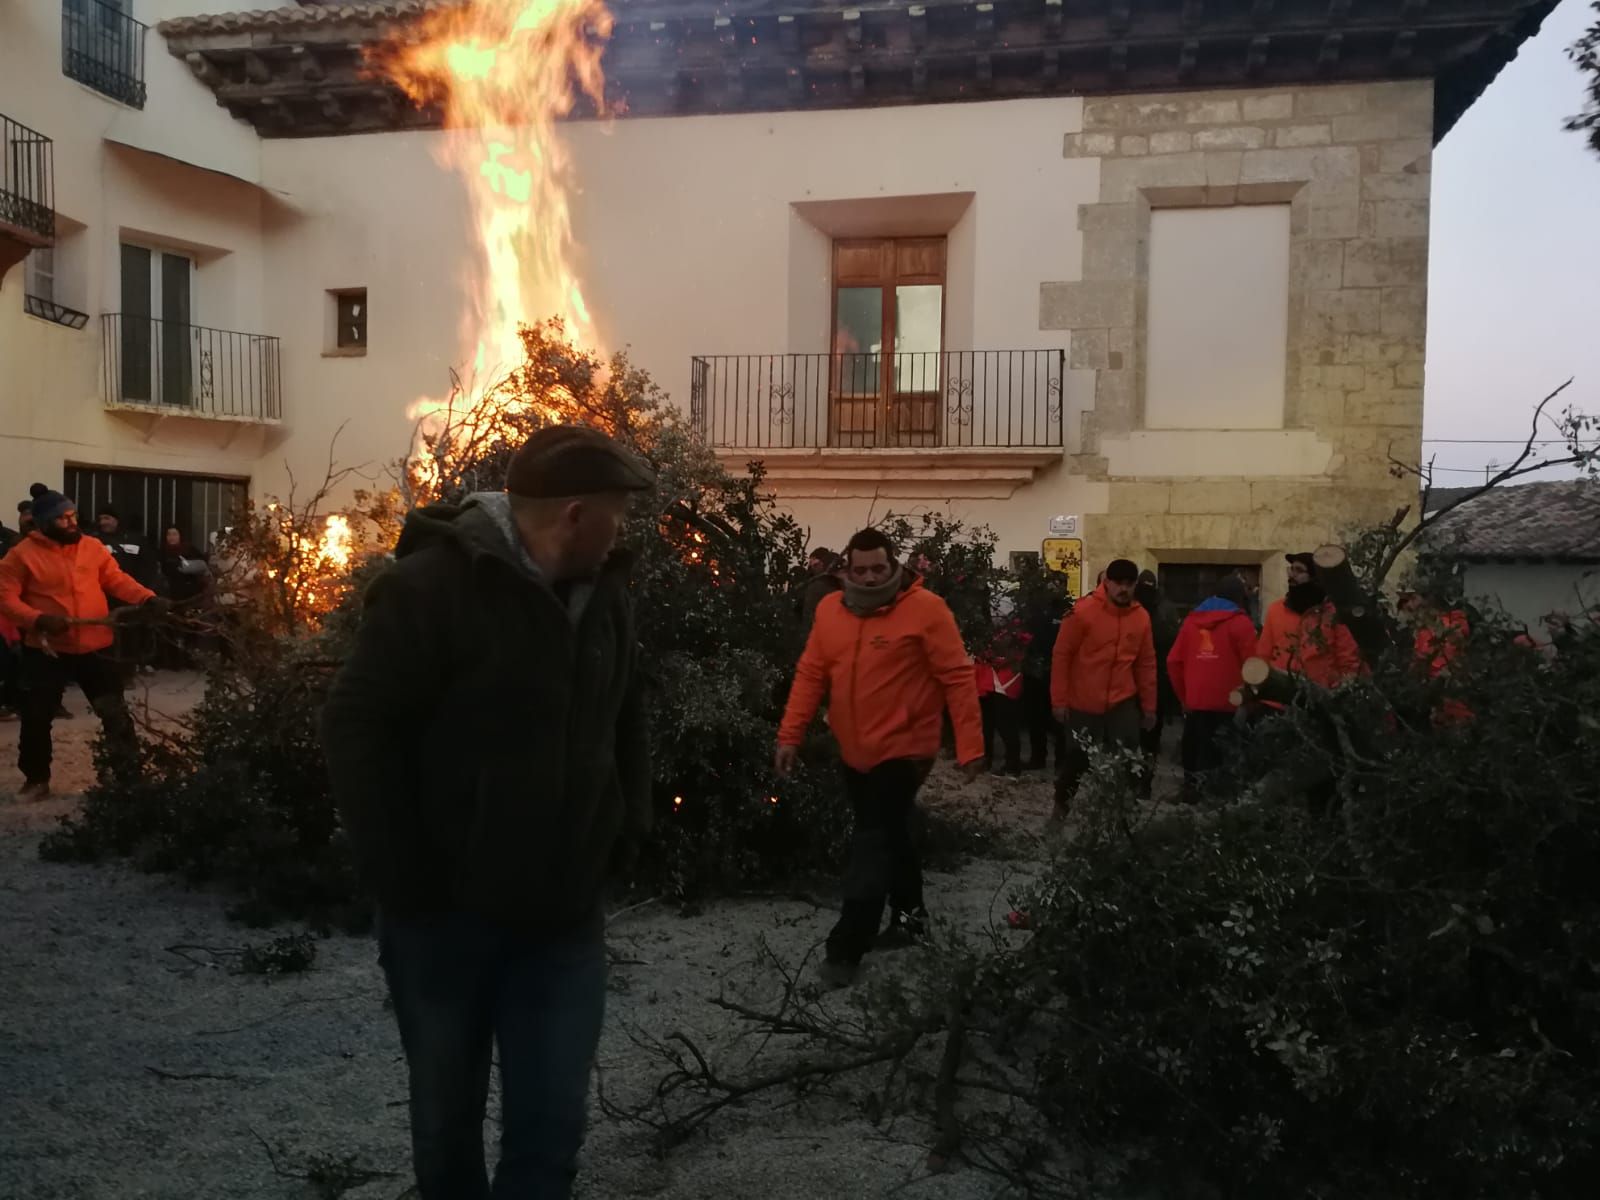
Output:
[318,515,353,572]
[375,0,612,442]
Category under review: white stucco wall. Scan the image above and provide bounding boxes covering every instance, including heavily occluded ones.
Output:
[0,0,281,497]
[1462,562,1600,632]
[254,98,1098,495]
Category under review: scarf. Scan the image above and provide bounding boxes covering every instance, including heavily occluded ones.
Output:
[843,564,906,616]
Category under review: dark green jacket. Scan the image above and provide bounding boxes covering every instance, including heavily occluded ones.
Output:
[322,494,649,930]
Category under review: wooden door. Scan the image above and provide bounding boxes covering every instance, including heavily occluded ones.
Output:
[830,237,945,448]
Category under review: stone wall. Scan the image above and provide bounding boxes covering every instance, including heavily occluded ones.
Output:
[1041,80,1432,589]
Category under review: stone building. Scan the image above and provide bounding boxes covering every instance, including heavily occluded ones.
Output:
[0,0,1561,602]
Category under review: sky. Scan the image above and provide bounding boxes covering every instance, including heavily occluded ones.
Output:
[1425,0,1600,484]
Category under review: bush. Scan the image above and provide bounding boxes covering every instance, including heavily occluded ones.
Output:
[896,603,1600,1196]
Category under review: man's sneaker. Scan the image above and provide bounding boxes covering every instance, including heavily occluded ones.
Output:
[18,780,50,802]
[876,908,928,950]
[817,958,860,990]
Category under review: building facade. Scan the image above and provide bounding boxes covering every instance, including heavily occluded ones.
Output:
[0,0,1559,599]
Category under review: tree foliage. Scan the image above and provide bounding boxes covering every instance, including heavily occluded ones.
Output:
[1571,3,1600,155]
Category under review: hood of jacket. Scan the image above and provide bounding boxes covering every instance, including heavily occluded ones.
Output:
[394,492,630,615]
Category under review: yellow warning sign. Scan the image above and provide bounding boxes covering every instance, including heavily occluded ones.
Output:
[1041,537,1084,599]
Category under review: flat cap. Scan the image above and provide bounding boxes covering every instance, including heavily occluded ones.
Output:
[505,425,657,499]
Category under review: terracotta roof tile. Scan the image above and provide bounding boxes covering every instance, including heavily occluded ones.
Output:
[1422,480,1600,562]
[158,2,436,37]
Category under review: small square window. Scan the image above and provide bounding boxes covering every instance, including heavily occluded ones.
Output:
[335,289,367,350]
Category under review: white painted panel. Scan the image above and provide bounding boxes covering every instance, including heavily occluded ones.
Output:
[1146,205,1290,430]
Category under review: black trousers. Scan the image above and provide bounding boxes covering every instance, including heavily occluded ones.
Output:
[827,759,929,966]
[0,642,21,710]
[1022,674,1064,768]
[980,694,1022,773]
[17,648,137,786]
[1055,698,1142,811]
[1181,710,1233,798]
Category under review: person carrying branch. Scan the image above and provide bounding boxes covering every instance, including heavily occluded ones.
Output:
[322,425,655,1200]
[775,527,985,989]
[1257,552,1361,688]
[0,485,167,799]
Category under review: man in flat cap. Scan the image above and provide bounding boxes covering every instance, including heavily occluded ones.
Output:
[323,424,656,1200]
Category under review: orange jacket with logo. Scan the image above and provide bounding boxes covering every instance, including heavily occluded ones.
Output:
[778,575,986,771]
[1050,585,1158,716]
[0,532,154,655]
[1257,598,1361,688]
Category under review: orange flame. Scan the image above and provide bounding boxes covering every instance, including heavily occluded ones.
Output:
[375,0,612,436]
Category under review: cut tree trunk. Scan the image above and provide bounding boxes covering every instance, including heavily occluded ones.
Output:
[1313,544,1394,663]
[1241,657,1300,705]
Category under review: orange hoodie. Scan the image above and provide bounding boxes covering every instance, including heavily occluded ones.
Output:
[778,574,985,771]
[1050,585,1157,716]
[1257,598,1361,688]
[0,532,154,656]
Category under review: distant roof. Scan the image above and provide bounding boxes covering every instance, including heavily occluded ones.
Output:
[158,0,1563,139]
[1421,480,1600,563]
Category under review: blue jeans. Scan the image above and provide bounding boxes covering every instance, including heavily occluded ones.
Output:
[379,910,607,1200]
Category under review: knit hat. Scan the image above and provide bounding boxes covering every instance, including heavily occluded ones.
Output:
[29,482,75,528]
[1285,552,1317,571]
[505,425,656,499]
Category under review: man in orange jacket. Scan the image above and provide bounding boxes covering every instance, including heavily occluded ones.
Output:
[776,527,985,987]
[0,486,166,799]
[1257,552,1361,689]
[1050,558,1157,817]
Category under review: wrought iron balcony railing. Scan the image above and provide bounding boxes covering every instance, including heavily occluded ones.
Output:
[63,0,148,109]
[101,315,282,422]
[690,350,1065,451]
[1,114,55,242]
[25,295,89,329]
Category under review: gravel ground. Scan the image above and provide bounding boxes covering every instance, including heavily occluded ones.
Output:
[0,674,1061,1200]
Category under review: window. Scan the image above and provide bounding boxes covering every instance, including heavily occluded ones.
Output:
[62,0,148,109]
[1158,563,1263,622]
[25,246,55,302]
[1145,206,1290,431]
[118,242,194,406]
[328,288,368,355]
[64,464,246,552]
[830,238,944,447]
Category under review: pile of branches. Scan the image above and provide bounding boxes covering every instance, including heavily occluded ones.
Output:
[610,563,1600,1197]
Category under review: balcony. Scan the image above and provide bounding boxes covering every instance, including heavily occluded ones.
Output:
[1,114,55,286]
[63,0,148,109]
[101,315,282,424]
[689,350,1065,499]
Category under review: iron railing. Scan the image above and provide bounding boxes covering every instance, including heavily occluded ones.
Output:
[63,0,148,109]
[690,350,1066,450]
[25,296,89,329]
[101,315,282,421]
[1,114,55,241]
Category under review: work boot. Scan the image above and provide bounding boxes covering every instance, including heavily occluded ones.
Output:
[18,779,50,802]
[816,958,860,990]
[875,907,928,950]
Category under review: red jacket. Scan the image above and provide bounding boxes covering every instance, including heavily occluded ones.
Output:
[0,532,154,655]
[1257,598,1361,688]
[1167,602,1258,713]
[975,659,1024,700]
[779,574,986,771]
[1050,584,1157,716]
